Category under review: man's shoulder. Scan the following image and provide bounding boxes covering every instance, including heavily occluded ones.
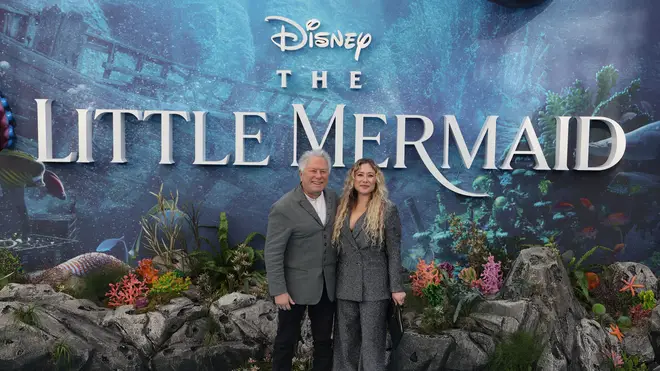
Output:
[271,188,298,212]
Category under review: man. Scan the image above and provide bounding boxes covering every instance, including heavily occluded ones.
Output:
[265,148,338,371]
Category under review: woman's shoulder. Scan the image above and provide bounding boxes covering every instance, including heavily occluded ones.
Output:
[383,200,399,217]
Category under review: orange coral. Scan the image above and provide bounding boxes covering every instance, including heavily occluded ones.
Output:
[585,272,600,290]
[136,258,159,285]
[409,259,441,297]
[105,273,149,308]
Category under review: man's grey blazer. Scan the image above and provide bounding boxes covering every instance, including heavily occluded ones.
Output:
[335,202,405,302]
[264,184,338,305]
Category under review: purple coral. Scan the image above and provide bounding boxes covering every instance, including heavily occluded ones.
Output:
[478,255,503,295]
[438,262,455,278]
[135,296,149,309]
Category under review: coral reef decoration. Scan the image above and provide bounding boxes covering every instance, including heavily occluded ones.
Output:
[619,275,644,296]
[609,350,624,368]
[149,271,191,296]
[437,262,455,278]
[638,290,656,310]
[105,273,149,308]
[609,324,624,342]
[410,259,442,297]
[584,272,600,290]
[0,90,17,152]
[629,303,652,325]
[135,258,159,285]
[475,255,504,295]
[458,267,478,287]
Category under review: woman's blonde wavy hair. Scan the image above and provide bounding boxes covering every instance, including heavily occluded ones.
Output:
[332,158,391,248]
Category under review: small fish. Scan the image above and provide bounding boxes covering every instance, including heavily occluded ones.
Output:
[614,243,625,254]
[43,170,66,200]
[602,213,630,227]
[579,227,598,239]
[580,198,595,211]
[95,236,134,263]
[553,202,574,212]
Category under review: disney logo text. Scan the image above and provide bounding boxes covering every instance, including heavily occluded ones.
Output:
[265,16,372,61]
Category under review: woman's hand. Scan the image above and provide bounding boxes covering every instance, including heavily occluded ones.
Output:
[392,291,406,306]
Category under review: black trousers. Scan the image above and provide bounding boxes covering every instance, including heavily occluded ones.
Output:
[272,282,335,371]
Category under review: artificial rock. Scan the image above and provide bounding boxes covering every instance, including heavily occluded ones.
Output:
[0,246,659,370]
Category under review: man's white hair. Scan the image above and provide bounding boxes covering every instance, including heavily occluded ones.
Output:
[298,149,332,173]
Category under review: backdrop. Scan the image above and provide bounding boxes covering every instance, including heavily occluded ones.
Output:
[0,0,658,274]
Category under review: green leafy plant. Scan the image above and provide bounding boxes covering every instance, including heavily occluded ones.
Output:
[140,184,188,271]
[421,283,446,307]
[51,341,72,370]
[615,352,648,370]
[637,290,656,310]
[566,245,613,303]
[13,304,39,326]
[486,330,545,371]
[0,248,23,289]
[190,212,267,297]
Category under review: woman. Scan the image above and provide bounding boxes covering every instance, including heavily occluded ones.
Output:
[332,158,406,371]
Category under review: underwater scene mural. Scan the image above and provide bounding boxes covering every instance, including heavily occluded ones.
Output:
[0,0,659,370]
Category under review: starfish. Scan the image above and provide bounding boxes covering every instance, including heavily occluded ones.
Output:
[619,275,644,296]
[609,324,624,342]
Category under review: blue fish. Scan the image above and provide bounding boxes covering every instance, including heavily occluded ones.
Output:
[95,236,134,263]
[589,121,660,161]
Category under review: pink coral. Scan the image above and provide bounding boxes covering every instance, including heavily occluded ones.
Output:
[477,255,503,295]
[105,273,149,308]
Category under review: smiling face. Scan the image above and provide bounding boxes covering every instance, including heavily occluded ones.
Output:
[299,155,329,196]
[353,162,377,196]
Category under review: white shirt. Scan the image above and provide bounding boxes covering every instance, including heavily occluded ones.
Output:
[305,191,326,225]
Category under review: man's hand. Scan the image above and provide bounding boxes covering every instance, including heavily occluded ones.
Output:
[275,293,296,310]
[392,291,406,306]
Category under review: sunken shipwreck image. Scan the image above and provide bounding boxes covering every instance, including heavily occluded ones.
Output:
[1,0,660,370]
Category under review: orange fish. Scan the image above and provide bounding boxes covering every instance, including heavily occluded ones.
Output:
[602,213,630,227]
[585,272,600,290]
[580,198,595,211]
[580,227,598,239]
[614,243,625,254]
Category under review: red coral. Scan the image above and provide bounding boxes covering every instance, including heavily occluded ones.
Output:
[105,273,149,308]
[410,259,441,297]
[629,303,652,325]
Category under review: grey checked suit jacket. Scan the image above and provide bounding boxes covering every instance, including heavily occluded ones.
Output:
[264,184,338,305]
[335,202,405,302]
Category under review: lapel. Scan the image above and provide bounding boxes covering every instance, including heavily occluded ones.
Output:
[296,184,327,228]
[323,190,334,230]
[351,212,366,241]
[343,214,360,250]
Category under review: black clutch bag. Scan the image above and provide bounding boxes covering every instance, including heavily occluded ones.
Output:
[387,300,405,350]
